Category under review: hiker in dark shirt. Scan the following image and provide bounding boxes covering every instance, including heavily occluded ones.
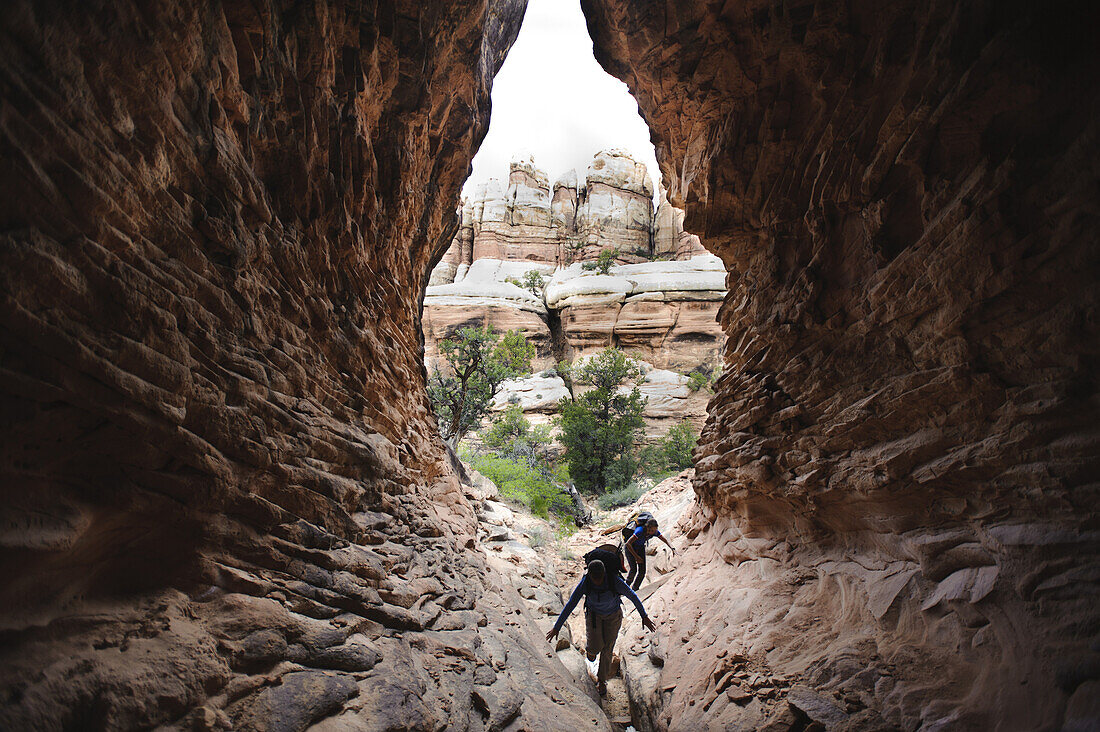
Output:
[546,559,656,696]
[625,517,674,590]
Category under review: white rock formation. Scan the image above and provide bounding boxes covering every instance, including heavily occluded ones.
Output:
[544,254,726,309]
[491,374,571,412]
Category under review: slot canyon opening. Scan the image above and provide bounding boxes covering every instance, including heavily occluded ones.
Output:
[1,1,1097,731]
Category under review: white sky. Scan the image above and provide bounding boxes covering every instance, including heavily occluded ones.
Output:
[462,0,660,200]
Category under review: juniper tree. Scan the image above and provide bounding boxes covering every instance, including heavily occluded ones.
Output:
[427,326,534,447]
[557,348,646,494]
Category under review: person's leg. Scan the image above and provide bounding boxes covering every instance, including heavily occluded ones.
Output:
[597,611,624,682]
[630,552,647,590]
[585,611,602,663]
[626,551,639,587]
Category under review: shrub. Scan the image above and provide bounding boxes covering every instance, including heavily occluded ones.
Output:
[686,364,720,392]
[581,248,619,275]
[633,421,698,479]
[662,420,698,470]
[519,270,546,295]
[482,405,551,457]
[597,483,647,510]
[467,453,571,519]
[687,371,710,391]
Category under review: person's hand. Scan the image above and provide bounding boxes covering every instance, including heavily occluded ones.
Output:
[642,617,656,632]
[546,627,559,643]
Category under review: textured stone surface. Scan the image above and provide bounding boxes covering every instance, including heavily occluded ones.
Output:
[430,150,703,282]
[423,259,554,371]
[0,2,609,728]
[548,256,726,371]
[582,0,1100,729]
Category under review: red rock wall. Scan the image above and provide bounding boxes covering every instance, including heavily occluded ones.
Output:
[583,0,1100,728]
[0,2,610,728]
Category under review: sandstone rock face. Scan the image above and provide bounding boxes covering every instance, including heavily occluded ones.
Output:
[0,2,609,728]
[547,255,727,371]
[423,259,555,371]
[424,155,726,432]
[430,149,700,285]
[582,0,1100,729]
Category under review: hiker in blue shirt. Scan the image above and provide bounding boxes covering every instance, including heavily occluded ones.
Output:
[546,559,656,696]
[625,517,675,590]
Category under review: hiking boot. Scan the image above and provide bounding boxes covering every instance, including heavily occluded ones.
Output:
[597,681,607,696]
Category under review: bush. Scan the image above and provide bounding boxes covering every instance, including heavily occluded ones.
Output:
[520,270,546,295]
[581,248,619,275]
[467,453,571,519]
[635,443,667,477]
[482,405,551,457]
[597,483,647,510]
[634,420,698,478]
[686,364,720,392]
[687,371,710,391]
[663,420,697,470]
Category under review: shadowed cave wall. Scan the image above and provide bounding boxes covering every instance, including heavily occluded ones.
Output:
[580,0,1100,729]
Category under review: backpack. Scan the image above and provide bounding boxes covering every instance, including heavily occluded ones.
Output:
[583,543,625,579]
[619,511,655,545]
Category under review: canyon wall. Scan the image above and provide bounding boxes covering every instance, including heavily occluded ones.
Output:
[582,0,1100,729]
[0,2,613,728]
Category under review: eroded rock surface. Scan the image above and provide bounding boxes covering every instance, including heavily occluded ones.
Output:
[582,0,1100,729]
[0,2,608,728]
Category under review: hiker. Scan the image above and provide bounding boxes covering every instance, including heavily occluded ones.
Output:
[546,558,656,696]
[624,517,674,590]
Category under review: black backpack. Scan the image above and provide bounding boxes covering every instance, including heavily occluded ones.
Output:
[620,511,655,545]
[583,543,625,579]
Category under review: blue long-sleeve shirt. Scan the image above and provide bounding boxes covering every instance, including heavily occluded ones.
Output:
[551,574,649,634]
[626,526,662,555]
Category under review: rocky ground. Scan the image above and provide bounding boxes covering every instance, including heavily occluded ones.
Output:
[470,467,698,731]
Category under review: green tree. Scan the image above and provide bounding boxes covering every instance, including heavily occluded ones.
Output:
[662,420,698,470]
[557,348,646,494]
[519,270,546,296]
[482,405,551,456]
[428,326,534,447]
[581,248,619,275]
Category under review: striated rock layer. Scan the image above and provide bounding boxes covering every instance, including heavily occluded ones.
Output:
[0,2,609,729]
[582,0,1100,729]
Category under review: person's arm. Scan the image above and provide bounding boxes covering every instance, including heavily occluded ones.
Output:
[614,575,656,630]
[626,533,642,560]
[547,578,586,639]
[658,532,674,552]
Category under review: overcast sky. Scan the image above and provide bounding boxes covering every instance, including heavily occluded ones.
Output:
[462,0,660,200]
